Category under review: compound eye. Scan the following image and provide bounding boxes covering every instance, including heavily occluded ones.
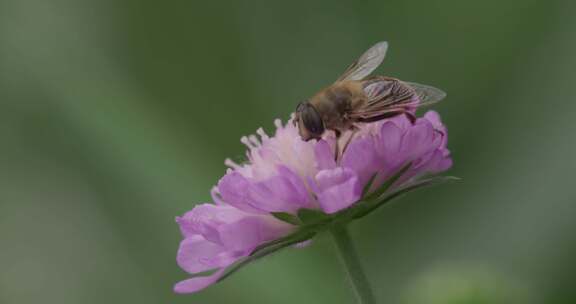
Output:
[300,103,325,136]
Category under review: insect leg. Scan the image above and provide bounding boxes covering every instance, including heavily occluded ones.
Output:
[334,130,341,161]
[404,112,416,124]
[340,126,359,160]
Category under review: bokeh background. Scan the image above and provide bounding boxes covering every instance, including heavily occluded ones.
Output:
[1,0,575,303]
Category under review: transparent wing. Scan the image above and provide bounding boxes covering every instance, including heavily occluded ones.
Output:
[348,78,414,121]
[348,79,446,122]
[405,82,447,105]
[336,41,388,82]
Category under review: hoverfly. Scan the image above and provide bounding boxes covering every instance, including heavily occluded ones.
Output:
[295,41,446,141]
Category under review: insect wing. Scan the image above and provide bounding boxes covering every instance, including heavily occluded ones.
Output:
[336,41,388,82]
[349,79,445,122]
[405,82,446,105]
[348,78,413,121]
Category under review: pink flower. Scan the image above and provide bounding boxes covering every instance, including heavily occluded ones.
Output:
[174,111,452,293]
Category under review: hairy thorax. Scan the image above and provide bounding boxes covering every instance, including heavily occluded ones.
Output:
[309,81,366,131]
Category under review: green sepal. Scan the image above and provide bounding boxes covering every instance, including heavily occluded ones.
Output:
[352,175,460,220]
[250,229,315,257]
[217,230,316,283]
[297,208,331,225]
[329,163,413,223]
[361,173,378,197]
[363,162,412,201]
[271,212,302,225]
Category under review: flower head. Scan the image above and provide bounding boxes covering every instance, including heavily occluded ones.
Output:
[174,111,451,293]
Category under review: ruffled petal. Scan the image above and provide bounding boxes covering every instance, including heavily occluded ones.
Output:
[389,113,413,130]
[174,268,227,294]
[423,110,445,133]
[176,235,228,274]
[375,121,405,168]
[314,139,337,170]
[176,204,247,244]
[342,136,378,186]
[314,168,361,214]
[218,216,292,252]
[248,166,311,212]
[217,172,265,213]
[400,119,436,160]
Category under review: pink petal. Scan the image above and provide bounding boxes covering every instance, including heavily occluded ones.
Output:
[423,110,445,133]
[375,121,404,168]
[400,120,436,159]
[217,172,265,213]
[248,167,311,212]
[177,204,246,243]
[342,136,378,186]
[314,139,337,170]
[204,250,244,267]
[174,268,227,294]
[389,113,413,130]
[218,216,291,252]
[177,235,227,274]
[314,168,361,214]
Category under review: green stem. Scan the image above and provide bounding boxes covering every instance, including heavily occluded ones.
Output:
[330,225,377,304]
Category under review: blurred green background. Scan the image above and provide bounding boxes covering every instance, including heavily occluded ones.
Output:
[1,0,575,303]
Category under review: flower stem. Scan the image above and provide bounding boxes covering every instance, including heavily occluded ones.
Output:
[330,225,377,304]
